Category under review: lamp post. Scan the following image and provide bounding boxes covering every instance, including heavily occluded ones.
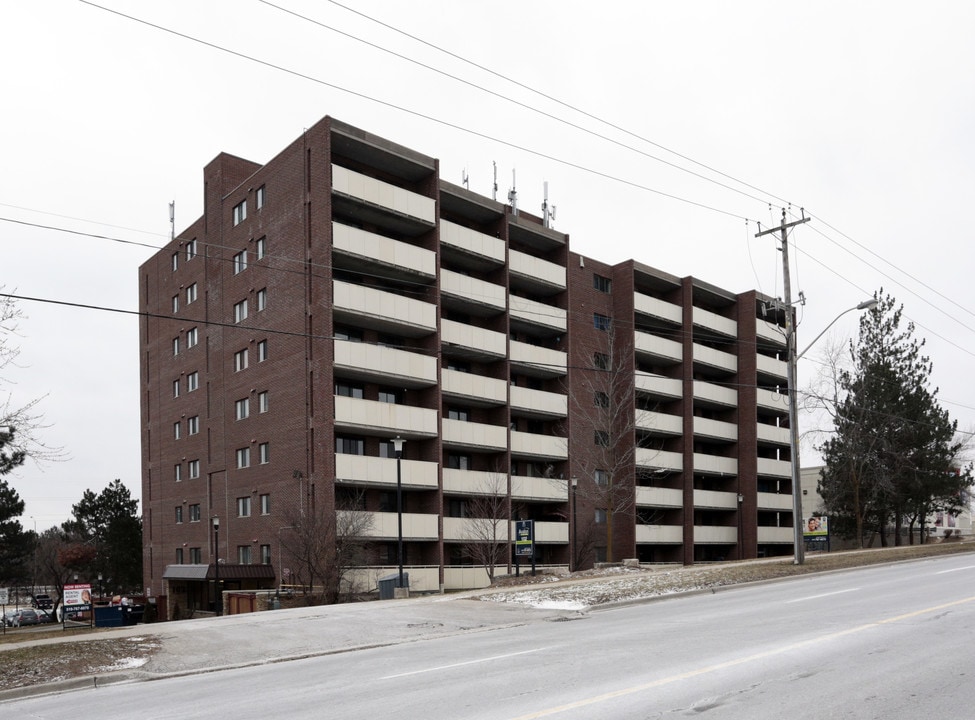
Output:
[392,436,405,590]
[570,476,578,571]
[787,298,878,565]
[737,492,744,560]
[212,516,221,616]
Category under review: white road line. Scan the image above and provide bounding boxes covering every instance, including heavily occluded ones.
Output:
[784,588,859,604]
[381,647,547,679]
[935,565,975,574]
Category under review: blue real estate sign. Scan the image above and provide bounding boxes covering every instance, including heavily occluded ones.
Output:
[515,520,535,558]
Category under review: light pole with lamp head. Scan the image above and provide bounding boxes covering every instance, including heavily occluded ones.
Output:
[787,297,878,565]
[212,516,221,616]
[570,476,578,571]
[392,436,406,590]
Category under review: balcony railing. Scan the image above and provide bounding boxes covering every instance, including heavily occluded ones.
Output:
[693,526,737,544]
[333,396,438,437]
[510,430,568,460]
[693,307,737,337]
[635,524,684,543]
[332,222,435,278]
[509,385,568,418]
[334,340,437,388]
[335,455,439,489]
[635,486,683,508]
[333,280,436,336]
[441,369,508,406]
[332,164,435,224]
[442,419,508,451]
[440,220,505,265]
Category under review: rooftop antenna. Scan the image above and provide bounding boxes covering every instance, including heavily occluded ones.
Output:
[542,181,557,228]
[462,168,469,190]
[169,201,175,241]
[508,169,518,216]
[492,161,498,201]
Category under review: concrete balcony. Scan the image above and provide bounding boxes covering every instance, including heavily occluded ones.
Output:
[693,343,737,374]
[756,353,788,380]
[635,524,684,543]
[509,249,566,291]
[509,386,567,419]
[509,295,567,333]
[693,380,737,408]
[334,340,437,389]
[756,387,789,412]
[693,489,739,510]
[757,527,795,543]
[440,219,505,266]
[635,373,682,401]
[344,511,439,541]
[757,492,793,511]
[637,411,683,436]
[442,419,508,452]
[509,341,567,378]
[693,307,737,337]
[335,455,439,490]
[511,475,567,502]
[636,448,683,472]
[441,319,507,360]
[514,520,568,543]
[756,319,787,347]
[332,164,435,225]
[694,526,737,544]
[635,486,683,508]
[442,369,507,407]
[332,222,435,279]
[443,468,502,496]
[443,517,506,542]
[693,453,737,475]
[510,430,567,461]
[333,280,436,337]
[333,396,438,438]
[693,417,738,443]
[635,331,682,364]
[634,293,682,324]
[757,458,792,478]
[440,269,506,315]
[756,423,791,445]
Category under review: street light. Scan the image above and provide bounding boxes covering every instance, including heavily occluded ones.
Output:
[570,477,578,572]
[788,298,877,565]
[212,516,221,616]
[392,436,406,591]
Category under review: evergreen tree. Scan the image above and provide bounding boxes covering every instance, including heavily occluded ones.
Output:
[0,426,31,584]
[818,291,971,546]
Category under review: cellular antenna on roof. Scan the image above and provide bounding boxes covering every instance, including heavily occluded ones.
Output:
[462,168,469,190]
[508,169,518,216]
[169,201,175,241]
[542,181,556,228]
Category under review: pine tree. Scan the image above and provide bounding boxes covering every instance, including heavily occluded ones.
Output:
[0,426,31,584]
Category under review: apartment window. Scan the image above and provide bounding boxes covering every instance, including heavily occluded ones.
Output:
[334,326,362,342]
[594,391,610,408]
[257,288,267,311]
[256,185,266,210]
[258,391,269,413]
[174,464,182,482]
[189,504,201,522]
[172,337,180,356]
[257,339,268,362]
[188,415,199,435]
[188,460,200,479]
[187,327,198,348]
[594,430,610,447]
[175,506,183,524]
[175,548,184,564]
[186,238,198,260]
[189,547,201,564]
[595,469,608,486]
[173,379,180,398]
[232,200,247,226]
[187,371,199,391]
[237,496,251,517]
[234,349,248,372]
[593,274,612,293]
[260,544,271,565]
[379,492,396,513]
[172,295,179,314]
[186,283,198,304]
[260,494,270,515]
[171,252,178,272]
[259,442,270,464]
[237,545,252,564]
[594,313,612,331]
[334,382,363,398]
[593,352,610,370]
[233,299,248,323]
[236,447,251,469]
[447,407,470,421]
[233,250,247,274]
[173,421,181,440]
[379,440,397,459]
[595,508,608,524]
[235,398,250,420]
[447,453,472,470]
[447,360,470,373]
[378,388,400,404]
[335,436,365,455]
[256,236,266,259]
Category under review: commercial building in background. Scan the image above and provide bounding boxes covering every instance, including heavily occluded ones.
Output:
[139,115,796,611]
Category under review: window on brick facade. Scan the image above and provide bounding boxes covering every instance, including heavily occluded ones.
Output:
[188,415,199,435]
[235,398,249,421]
[335,436,364,455]
[256,185,266,210]
[594,430,610,447]
[447,407,469,421]
[258,391,269,413]
[189,547,201,564]
[188,460,200,479]
[232,200,247,226]
[447,453,472,470]
[233,299,248,323]
[257,339,268,362]
[378,388,400,404]
[593,274,612,292]
[257,288,267,311]
[173,421,181,440]
[175,548,184,564]
[259,442,270,464]
[187,371,199,391]
[189,504,201,522]
[171,253,178,272]
[260,544,271,564]
[595,469,608,486]
[595,508,607,524]
[186,283,198,304]
[236,447,250,468]
[172,337,179,356]
[174,464,182,482]
[260,494,270,515]
[187,327,198,348]
[175,506,183,524]
[186,238,198,260]
[237,496,251,517]
[594,313,612,331]
[172,295,179,314]
[256,236,266,259]
[173,379,180,398]
[593,352,609,370]
[334,382,363,398]
[237,545,252,564]
[594,391,609,408]
[334,326,362,342]
[233,250,247,274]
[234,349,248,372]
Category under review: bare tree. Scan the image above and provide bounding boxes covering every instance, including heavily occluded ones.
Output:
[461,472,511,584]
[281,491,373,604]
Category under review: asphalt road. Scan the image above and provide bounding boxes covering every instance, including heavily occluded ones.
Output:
[4,554,974,718]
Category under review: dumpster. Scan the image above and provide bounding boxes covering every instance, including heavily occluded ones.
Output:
[94,606,123,628]
[378,572,409,600]
[122,604,145,625]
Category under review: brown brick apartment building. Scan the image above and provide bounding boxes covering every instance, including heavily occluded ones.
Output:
[139,115,795,609]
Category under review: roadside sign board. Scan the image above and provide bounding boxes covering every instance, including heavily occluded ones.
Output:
[0,588,8,605]
[515,520,535,558]
[63,583,93,612]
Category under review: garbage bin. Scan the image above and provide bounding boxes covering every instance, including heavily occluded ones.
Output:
[378,572,409,600]
[94,606,123,628]
[121,604,145,625]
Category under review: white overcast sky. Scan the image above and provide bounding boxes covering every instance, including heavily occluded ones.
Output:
[2,1,974,530]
